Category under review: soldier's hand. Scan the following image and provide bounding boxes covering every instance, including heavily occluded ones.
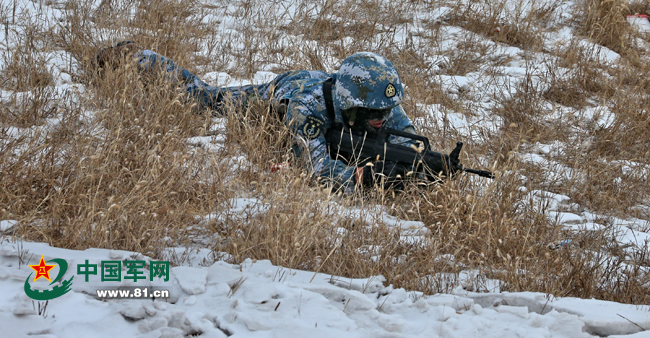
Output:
[358,161,409,189]
[424,153,462,181]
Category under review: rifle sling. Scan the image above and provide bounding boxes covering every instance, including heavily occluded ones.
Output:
[322,78,337,124]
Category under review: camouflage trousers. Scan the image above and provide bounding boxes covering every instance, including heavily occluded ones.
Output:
[133,50,275,115]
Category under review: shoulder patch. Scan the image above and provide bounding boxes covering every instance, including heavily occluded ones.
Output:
[302,116,325,140]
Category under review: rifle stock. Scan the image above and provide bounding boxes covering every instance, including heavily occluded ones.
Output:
[325,126,494,180]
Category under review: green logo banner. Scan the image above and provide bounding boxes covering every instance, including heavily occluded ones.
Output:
[23,256,170,301]
[24,256,74,301]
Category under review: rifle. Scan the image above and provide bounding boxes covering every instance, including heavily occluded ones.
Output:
[324,126,494,181]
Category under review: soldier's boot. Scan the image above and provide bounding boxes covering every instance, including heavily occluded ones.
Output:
[93,40,141,73]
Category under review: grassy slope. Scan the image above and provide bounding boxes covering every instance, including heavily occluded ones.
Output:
[1,0,649,304]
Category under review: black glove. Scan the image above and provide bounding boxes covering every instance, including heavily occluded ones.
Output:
[423,143,464,180]
[360,161,410,189]
[430,154,461,178]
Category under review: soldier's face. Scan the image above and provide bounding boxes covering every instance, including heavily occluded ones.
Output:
[367,119,385,128]
[357,107,389,132]
[342,107,391,134]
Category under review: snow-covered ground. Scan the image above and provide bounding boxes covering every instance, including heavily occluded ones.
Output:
[1,0,650,336]
[2,240,650,338]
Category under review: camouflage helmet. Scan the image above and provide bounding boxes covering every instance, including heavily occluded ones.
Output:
[334,52,404,112]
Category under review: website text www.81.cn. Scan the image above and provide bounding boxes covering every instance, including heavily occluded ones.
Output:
[95,287,170,299]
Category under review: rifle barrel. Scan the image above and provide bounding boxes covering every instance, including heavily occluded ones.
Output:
[464,168,495,179]
[325,126,495,180]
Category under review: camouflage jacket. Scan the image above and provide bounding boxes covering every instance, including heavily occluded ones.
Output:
[134,50,416,193]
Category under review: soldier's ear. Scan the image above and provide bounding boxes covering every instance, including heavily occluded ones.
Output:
[343,107,357,126]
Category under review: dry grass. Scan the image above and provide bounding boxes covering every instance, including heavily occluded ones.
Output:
[2,65,231,256]
[627,1,650,16]
[576,0,633,54]
[542,41,616,109]
[1,0,649,306]
[444,0,561,51]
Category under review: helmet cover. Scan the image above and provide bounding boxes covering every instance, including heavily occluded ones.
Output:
[334,52,404,112]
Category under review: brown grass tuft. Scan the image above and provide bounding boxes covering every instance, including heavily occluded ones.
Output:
[444,0,558,51]
[1,0,649,306]
[577,0,633,54]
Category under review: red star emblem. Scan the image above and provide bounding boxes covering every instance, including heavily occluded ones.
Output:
[29,255,56,282]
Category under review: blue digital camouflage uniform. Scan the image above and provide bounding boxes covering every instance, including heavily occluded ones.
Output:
[133,50,416,193]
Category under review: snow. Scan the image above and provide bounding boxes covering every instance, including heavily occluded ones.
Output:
[2,0,650,336]
[616,227,650,248]
[627,15,650,33]
[3,240,650,338]
[550,297,650,336]
[172,267,208,295]
[548,211,584,224]
[583,105,617,128]
[0,220,17,232]
[458,291,650,336]
[418,104,501,143]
